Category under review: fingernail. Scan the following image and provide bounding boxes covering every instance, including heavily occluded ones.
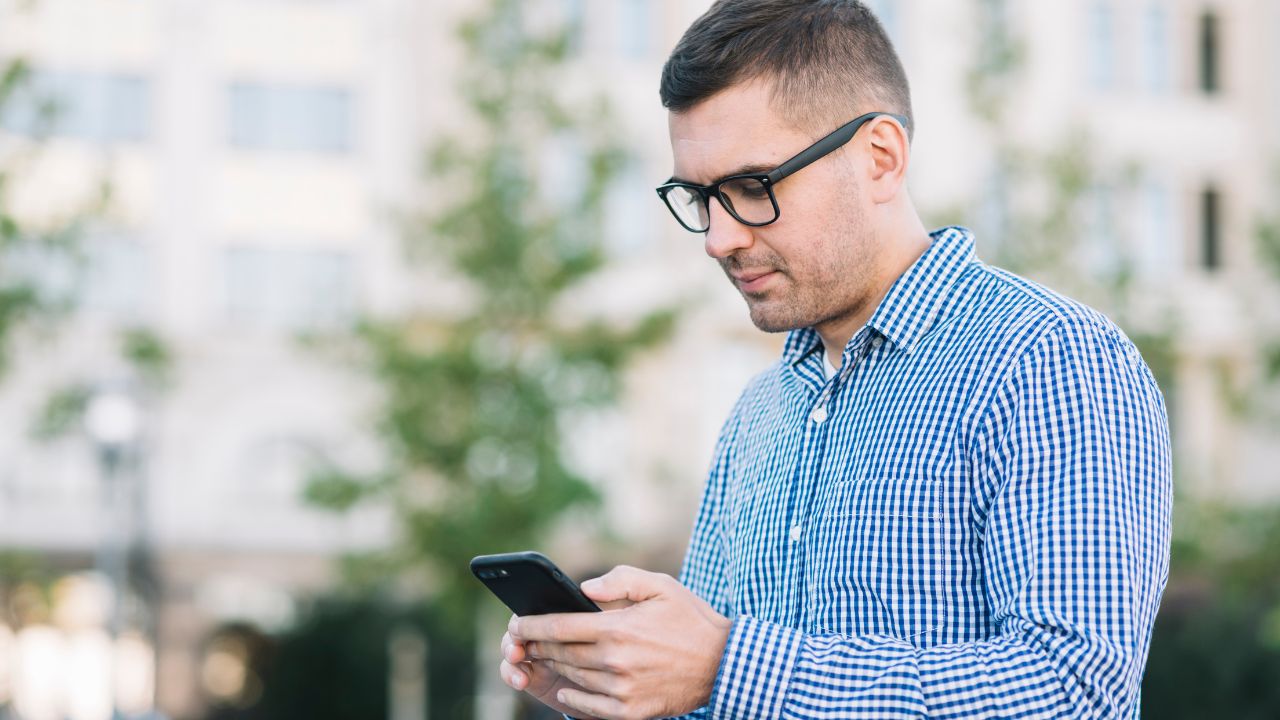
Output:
[581,578,601,591]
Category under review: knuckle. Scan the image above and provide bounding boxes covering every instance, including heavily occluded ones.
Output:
[604,620,632,644]
[611,675,633,699]
[598,648,621,674]
[602,647,631,675]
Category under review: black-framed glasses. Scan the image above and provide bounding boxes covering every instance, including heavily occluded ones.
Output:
[655,111,909,234]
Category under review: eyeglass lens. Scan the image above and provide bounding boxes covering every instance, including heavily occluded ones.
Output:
[665,176,774,232]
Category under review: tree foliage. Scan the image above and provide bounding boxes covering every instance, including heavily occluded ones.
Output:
[0,56,75,375]
[307,0,676,639]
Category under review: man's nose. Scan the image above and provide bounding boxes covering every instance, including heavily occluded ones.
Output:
[703,198,754,259]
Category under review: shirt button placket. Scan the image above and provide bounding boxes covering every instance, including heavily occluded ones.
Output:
[810,405,828,423]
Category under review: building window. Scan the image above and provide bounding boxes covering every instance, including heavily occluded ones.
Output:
[1082,182,1119,276]
[604,161,653,255]
[0,233,149,318]
[0,241,77,309]
[223,246,356,330]
[539,132,586,211]
[1138,180,1177,279]
[1141,3,1171,94]
[1200,186,1221,271]
[0,71,149,143]
[82,235,151,319]
[561,0,586,55]
[1198,11,1220,95]
[864,0,903,51]
[228,83,353,154]
[1088,1,1116,91]
[975,164,1010,259]
[617,0,651,60]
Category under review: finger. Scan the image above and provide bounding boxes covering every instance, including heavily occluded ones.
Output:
[502,632,527,664]
[511,612,606,643]
[499,659,527,691]
[525,640,609,670]
[505,658,564,696]
[521,659,569,698]
[540,659,614,696]
[580,565,671,605]
[557,686,625,720]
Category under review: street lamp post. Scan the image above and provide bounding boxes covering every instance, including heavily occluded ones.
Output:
[85,387,142,720]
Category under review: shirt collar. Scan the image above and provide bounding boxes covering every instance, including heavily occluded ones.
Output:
[781,226,978,367]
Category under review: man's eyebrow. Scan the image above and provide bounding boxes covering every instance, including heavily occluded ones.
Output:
[669,162,776,186]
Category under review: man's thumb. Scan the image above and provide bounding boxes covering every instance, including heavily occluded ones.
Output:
[580,565,666,604]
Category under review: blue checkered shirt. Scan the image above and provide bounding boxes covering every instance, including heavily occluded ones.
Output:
[676,226,1173,718]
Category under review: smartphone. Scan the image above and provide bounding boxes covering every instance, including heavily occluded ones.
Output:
[471,551,602,616]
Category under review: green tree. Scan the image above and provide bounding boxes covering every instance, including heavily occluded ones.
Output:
[0,14,174,430]
[306,1,675,715]
[0,56,86,375]
[1245,164,1280,424]
[1,49,138,384]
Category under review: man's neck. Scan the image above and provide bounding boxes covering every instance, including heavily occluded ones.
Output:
[817,226,932,369]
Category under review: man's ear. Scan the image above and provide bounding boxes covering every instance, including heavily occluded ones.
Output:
[864,116,910,205]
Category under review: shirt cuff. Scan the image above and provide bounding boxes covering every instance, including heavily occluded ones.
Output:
[709,615,802,719]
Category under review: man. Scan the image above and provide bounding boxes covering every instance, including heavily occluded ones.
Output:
[499,1,1173,718]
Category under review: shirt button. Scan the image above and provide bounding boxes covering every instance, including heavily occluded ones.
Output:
[789,524,802,542]
[810,405,828,423]
[871,337,884,349]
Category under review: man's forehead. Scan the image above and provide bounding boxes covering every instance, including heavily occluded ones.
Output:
[667,81,805,184]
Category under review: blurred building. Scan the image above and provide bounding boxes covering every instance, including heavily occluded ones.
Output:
[0,0,1277,718]
[0,0,428,716]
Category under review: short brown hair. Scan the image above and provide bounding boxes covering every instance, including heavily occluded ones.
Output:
[660,0,914,139]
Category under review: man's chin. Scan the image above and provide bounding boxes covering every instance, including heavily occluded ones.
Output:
[745,302,805,334]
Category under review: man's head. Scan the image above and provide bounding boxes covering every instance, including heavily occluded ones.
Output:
[660,0,921,339]
[660,0,913,143]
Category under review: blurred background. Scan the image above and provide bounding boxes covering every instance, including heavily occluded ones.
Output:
[0,0,1277,718]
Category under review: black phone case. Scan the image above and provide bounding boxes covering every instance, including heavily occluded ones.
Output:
[470,551,602,616]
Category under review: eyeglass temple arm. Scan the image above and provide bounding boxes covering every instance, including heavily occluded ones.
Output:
[766,112,909,184]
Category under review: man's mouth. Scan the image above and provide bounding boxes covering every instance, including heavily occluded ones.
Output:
[732,270,778,293]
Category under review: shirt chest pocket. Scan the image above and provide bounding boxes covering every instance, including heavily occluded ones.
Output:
[808,473,953,647]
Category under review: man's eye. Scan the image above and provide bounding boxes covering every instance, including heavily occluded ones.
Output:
[726,180,769,199]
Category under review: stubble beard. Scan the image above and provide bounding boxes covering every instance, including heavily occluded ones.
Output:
[722,227,878,335]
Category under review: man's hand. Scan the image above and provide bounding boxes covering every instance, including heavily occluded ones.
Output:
[501,565,732,720]
[500,632,593,718]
